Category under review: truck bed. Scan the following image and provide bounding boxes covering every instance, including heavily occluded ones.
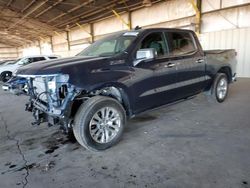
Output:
[204,49,237,79]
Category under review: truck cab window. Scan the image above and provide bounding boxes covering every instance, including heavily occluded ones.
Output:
[32,57,46,62]
[139,32,167,57]
[166,32,196,56]
[49,56,58,59]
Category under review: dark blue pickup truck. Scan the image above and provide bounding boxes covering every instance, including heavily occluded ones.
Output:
[3,28,237,151]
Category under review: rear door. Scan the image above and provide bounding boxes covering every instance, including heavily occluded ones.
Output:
[164,31,206,99]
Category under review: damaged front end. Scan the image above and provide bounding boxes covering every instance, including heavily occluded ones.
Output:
[5,74,79,132]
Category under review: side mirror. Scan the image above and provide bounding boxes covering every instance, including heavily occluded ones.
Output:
[134,48,157,66]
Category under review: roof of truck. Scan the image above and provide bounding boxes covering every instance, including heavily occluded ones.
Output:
[133,27,194,32]
[118,28,194,37]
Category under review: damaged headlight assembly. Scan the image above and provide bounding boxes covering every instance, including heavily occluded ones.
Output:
[47,77,56,92]
[18,74,79,128]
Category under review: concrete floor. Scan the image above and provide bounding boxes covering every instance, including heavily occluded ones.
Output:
[0,78,250,188]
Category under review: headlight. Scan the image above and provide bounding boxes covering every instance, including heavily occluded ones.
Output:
[47,74,69,93]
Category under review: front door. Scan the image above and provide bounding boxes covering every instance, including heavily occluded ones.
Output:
[130,31,178,113]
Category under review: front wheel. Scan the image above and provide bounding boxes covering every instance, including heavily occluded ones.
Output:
[73,96,126,151]
[211,73,229,103]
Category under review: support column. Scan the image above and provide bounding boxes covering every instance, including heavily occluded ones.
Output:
[112,9,131,30]
[66,31,71,51]
[196,0,201,34]
[128,11,132,30]
[189,0,201,34]
[50,36,54,53]
[38,40,42,55]
[90,23,94,43]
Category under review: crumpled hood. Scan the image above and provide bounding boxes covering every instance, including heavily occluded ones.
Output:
[16,56,109,76]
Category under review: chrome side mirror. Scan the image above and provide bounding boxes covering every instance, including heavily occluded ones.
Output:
[134,48,157,66]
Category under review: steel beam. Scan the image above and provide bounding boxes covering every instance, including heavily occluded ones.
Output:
[8,1,49,30]
[38,40,42,55]
[6,0,14,7]
[21,0,36,13]
[189,0,201,34]
[90,23,94,43]
[47,0,94,23]
[76,22,93,40]
[50,36,54,53]
[66,31,70,51]
[35,0,64,18]
[112,9,131,30]
[128,11,132,29]
[55,0,162,29]
[53,0,119,28]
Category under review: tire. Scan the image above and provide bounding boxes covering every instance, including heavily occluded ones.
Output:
[210,73,229,103]
[0,71,12,82]
[73,96,126,151]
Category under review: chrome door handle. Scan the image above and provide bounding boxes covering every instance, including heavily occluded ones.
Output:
[196,59,204,63]
[164,63,175,68]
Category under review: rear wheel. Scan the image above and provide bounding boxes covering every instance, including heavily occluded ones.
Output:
[73,96,126,151]
[0,71,12,82]
[211,73,229,103]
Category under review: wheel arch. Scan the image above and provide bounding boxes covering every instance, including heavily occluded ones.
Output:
[91,84,133,117]
[70,83,133,119]
[217,66,232,83]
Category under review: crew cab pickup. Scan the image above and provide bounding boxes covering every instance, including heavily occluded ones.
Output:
[3,28,237,151]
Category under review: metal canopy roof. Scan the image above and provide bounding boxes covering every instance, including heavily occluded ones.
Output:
[0,0,162,47]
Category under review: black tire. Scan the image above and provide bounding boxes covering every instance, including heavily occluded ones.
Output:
[0,71,12,82]
[210,73,229,103]
[73,96,126,151]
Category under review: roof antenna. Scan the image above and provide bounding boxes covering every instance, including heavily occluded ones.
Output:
[134,26,142,30]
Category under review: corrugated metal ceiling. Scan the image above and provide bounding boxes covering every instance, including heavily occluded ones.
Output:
[0,0,162,47]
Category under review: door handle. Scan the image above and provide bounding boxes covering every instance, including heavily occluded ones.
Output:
[164,63,175,68]
[196,59,204,63]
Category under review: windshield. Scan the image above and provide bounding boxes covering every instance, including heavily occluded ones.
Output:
[13,58,23,65]
[77,32,137,57]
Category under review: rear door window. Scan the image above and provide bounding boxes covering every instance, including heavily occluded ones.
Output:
[31,57,46,62]
[48,56,58,59]
[165,31,196,56]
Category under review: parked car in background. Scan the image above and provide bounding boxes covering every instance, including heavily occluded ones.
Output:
[3,28,237,151]
[0,55,59,82]
[0,59,16,66]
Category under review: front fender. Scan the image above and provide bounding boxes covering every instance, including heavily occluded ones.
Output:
[88,82,134,117]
